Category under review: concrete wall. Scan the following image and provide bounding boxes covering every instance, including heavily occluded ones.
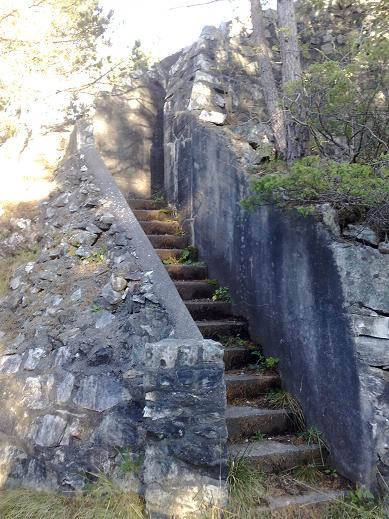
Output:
[94,78,165,199]
[162,18,389,490]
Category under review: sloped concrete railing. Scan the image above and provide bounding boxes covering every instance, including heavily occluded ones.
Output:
[70,120,227,517]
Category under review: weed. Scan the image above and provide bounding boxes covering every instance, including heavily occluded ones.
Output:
[159,207,175,216]
[292,462,324,484]
[212,287,231,303]
[151,192,166,205]
[266,389,305,430]
[119,452,142,476]
[227,453,266,516]
[205,279,219,287]
[162,256,180,265]
[179,246,198,264]
[88,246,108,263]
[250,350,279,372]
[0,472,145,518]
[221,336,249,348]
[252,432,266,442]
[91,304,102,313]
[299,426,329,465]
[328,488,386,518]
[175,229,186,237]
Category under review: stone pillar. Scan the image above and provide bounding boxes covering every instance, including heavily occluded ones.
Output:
[143,339,228,518]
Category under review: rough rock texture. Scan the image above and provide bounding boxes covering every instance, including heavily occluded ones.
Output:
[159,15,389,491]
[0,121,227,511]
[143,339,227,518]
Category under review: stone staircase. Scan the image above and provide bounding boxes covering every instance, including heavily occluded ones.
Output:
[129,198,348,516]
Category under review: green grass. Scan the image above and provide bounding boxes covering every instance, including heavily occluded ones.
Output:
[0,474,145,519]
[299,426,329,465]
[327,488,386,519]
[227,453,266,518]
[265,389,305,430]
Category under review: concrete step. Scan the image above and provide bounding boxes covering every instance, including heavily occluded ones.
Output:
[133,209,175,222]
[224,347,254,370]
[128,199,164,210]
[185,300,232,320]
[174,280,215,300]
[229,440,322,473]
[139,220,181,235]
[226,406,290,442]
[166,264,208,280]
[225,373,280,401]
[197,319,248,339]
[262,490,346,513]
[155,249,183,261]
[148,235,188,249]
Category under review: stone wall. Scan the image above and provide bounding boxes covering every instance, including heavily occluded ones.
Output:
[0,120,227,515]
[162,16,389,490]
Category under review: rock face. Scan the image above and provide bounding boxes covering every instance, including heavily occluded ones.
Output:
[0,121,227,508]
[155,13,389,491]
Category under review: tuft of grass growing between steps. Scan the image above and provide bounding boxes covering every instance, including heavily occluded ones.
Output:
[265,389,305,431]
[227,453,266,518]
[0,474,145,519]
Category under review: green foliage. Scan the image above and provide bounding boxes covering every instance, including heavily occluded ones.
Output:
[328,488,386,518]
[205,278,219,287]
[292,462,324,484]
[243,156,389,233]
[252,432,266,442]
[179,246,198,265]
[120,453,142,476]
[212,287,231,303]
[250,350,279,372]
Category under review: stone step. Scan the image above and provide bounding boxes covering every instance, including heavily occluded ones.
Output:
[166,264,208,280]
[185,300,232,320]
[224,346,254,370]
[226,406,290,442]
[197,319,248,339]
[174,280,216,300]
[225,373,280,401]
[128,199,165,210]
[262,490,346,513]
[228,440,322,473]
[133,209,175,222]
[148,235,188,249]
[139,220,181,235]
[155,249,183,261]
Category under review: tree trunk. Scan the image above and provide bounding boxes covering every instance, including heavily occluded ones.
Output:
[277,0,308,160]
[250,0,286,157]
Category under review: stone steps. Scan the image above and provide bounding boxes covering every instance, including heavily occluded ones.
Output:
[174,280,216,300]
[139,220,181,235]
[166,264,208,280]
[148,235,188,249]
[225,373,280,401]
[262,490,346,513]
[229,440,323,473]
[155,248,183,261]
[223,346,254,370]
[133,209,174,221]
[129,197,341,517]
[185,300,232,319]
[128,198,164,210]
[226,405,290,442]
[197,319,248,339]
